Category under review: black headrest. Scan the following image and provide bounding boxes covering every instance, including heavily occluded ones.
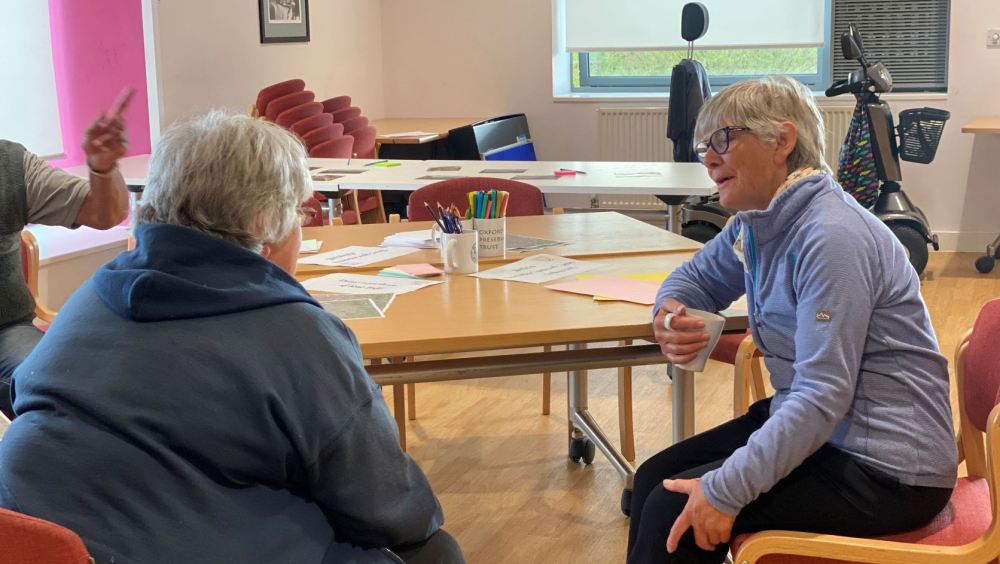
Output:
[681,3,709,42]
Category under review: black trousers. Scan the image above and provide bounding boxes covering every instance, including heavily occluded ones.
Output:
[626,399,953,564]
[392,529,466,564]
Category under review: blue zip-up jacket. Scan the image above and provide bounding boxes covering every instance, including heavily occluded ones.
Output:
[0,223,443,564]
[654,174,957,515]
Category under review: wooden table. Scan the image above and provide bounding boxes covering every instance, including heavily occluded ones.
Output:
[299,251,748,508]
[298,212,702,275]
[962,116,1000,134]
[372,118,483,144]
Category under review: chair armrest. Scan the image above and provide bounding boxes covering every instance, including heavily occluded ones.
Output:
[735,530,990,564]
[35,304,57,324]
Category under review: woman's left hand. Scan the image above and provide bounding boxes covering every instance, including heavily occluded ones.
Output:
[663,478,736,553]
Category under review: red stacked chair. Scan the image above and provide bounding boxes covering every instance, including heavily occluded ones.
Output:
[275,101,323,128]
[264,90,315,121]
[347,126,377,160]
[321,96,352,113]
[290,113,333,137]
[330,106,362,123]
[255,79,305,117]
[302,124,345,152]
[310,135,355,159]
[339,116,369,136]
[0,508,92,563]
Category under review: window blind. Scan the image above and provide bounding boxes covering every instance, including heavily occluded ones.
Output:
[831,0,949,92]
[0,2,64,157]
[565,0,826,53]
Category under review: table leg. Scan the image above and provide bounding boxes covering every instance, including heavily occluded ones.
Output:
[393,384,407,451]
[671,364,695,443]
[567,344,635,494]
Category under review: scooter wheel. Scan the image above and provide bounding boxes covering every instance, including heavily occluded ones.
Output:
[890,225,929,276]
[976,255,996,274]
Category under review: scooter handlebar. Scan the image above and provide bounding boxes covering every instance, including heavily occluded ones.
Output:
[825,78,859,97]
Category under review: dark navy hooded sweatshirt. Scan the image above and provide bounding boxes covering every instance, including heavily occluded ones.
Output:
[0,223,443,564]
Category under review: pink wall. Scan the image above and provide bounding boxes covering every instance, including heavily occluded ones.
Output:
[48,0,151,168]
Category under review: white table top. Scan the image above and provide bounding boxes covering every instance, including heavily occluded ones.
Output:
[63,155,716,197]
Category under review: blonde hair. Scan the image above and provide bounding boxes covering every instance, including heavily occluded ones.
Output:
[695,76,830,174]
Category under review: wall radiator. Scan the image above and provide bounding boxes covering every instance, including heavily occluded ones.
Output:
[595,105,855,209]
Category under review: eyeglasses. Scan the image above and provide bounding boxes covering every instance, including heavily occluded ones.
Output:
[694,126,753,159]
[297,205,318,227]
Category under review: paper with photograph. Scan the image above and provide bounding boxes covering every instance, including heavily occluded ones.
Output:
[316,298,384,320]
[314,292,396,314]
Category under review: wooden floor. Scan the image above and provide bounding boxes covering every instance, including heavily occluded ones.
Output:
[382,252,1000,564]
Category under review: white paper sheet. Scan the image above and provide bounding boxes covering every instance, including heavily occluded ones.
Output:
[297,246,420,267]
[299,239,322,254]
[380,131,438,138]
[471,255,603,284]
[302,273,441,295]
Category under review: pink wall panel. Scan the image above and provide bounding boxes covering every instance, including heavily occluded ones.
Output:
[48,0,150,168]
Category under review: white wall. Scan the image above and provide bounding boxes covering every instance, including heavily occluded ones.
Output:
[380,0,1000,251]
[153,0,385,129]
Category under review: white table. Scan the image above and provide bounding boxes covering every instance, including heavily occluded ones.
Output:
[64,155,716,229]
[63,155,715,196]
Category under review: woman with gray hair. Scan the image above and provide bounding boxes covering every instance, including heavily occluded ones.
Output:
[0,111,464,564]
[627,76,956,563]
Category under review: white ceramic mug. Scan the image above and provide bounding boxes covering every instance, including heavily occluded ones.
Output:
[440,231,479,274]
[663,308,726,372]
[430,220,474,247]
[473,217,506,258]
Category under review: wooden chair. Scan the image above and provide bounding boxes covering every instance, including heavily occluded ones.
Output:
[302,124,345,152]
[330,106,362,123]
[339,116,369,137]
[275,101,323,129]
[717,330,767,418]
[264,90,315,122]
[290,113,334,138]
[20,231,56,324]
[732,298,1000,564]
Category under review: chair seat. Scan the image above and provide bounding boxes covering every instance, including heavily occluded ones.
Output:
[710,330,762,364]
[357,196,380,213]
[341,210,359,225]
[730,477,991,564]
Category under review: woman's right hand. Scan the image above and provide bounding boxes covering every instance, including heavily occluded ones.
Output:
[653,298,710,365]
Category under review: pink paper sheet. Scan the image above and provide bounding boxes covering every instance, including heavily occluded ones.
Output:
[545,275,660,305]
[393,263,444,276]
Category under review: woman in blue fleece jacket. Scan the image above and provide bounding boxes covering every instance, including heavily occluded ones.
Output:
[626,76,957,564]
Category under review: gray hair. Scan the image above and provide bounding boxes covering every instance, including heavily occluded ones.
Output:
[695,75,830,174]
[135,110,312,252]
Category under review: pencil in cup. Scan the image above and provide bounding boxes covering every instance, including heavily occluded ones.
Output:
[467,190,510,219]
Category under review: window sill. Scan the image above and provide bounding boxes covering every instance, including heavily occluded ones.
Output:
[553,91,950,104]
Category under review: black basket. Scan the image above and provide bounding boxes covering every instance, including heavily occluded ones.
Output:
[897,108,950,164]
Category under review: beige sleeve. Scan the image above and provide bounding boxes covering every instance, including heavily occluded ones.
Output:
[22,150,91,228]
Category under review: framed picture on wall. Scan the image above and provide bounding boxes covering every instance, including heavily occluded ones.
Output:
[259,0,310,43]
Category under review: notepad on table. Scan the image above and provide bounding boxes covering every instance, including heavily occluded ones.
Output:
[379,263,444,279]
[299,239,322,254]
[577,272,670,301]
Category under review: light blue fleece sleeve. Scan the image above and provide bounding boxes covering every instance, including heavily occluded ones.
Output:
[653,219,747,316]
[700,223,878,515]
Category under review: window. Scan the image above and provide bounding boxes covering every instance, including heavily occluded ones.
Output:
[566,0,948,94]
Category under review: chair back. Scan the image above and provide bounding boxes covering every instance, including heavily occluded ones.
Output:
[302,124,345,152]
[275,101,323,128]
[349,126,377,159]
[408,178,544,221]
[320,95,352,113]
[330,106,362,123]
[20,231,38,295]
[0,508,92,563]
[290,113,334,137]
[339,116,369,136]
[963,299,1000,433]
[254,79,305,117]
[310,135,355,159]
[265,90,315,121]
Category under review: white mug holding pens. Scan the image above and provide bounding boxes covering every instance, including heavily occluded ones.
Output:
[428,202,479,274]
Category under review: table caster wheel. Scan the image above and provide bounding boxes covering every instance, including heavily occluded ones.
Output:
[621,488,633,516]
[569,437,596,464]
[976,255,995,274]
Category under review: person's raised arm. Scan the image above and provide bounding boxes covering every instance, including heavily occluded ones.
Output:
[73,88,134,229]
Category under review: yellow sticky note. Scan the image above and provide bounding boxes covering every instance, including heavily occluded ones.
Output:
[577,272,670,301]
